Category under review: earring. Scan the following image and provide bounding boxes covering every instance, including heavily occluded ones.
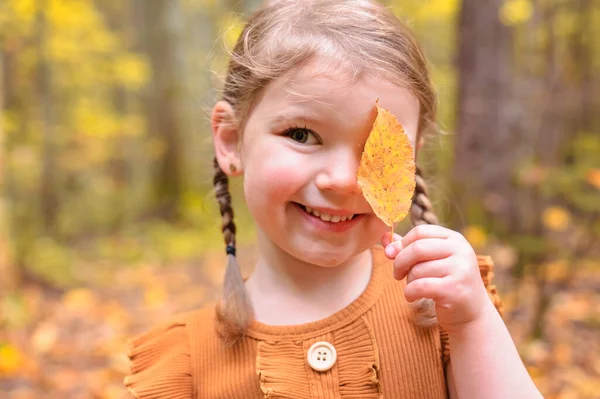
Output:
[229,163,237,173]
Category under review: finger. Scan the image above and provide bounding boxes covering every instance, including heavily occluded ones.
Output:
[382,233,403,258]
[401,224,454,249]
[381,232,403,248]
[406,258,451,284]
[404,277,447,303]
[393,238,452,280]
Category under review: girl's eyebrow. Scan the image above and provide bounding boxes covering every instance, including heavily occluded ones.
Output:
[269,109,323,127]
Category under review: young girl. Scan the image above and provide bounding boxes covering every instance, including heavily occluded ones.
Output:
[124,1,542,398]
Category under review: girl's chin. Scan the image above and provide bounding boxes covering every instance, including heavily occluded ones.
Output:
[286,242,370,268]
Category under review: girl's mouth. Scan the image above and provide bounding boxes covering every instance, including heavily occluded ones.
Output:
[297,204,354,223]
[293,202,363,232]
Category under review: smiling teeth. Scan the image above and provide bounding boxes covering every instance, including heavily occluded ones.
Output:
[305,206,354,223]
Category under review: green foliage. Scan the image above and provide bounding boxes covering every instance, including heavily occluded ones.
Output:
[25,237,74,287]
[540,134,600,214]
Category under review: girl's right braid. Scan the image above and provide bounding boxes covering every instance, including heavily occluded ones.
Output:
[213,157,253,345]
[213,157,236,251]
[408,165,439,327]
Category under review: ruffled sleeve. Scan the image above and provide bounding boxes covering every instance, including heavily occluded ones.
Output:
[440,255,504,367]
[124,320,193,398]
[477,255,504,316]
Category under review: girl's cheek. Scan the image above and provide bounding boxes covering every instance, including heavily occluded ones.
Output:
[243,157,305,200]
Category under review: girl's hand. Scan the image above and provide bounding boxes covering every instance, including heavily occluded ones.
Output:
[381,225,491,332]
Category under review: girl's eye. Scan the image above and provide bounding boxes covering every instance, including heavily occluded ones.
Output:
[285,127,320,145]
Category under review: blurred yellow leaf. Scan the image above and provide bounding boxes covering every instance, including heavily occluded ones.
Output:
[144,286,168,308]
[464,225,488,248]
[500,0,533,26]
[0,344,23,375]
[586,168,600,189]
[414,0,460,21]
[113,53,150,90]
[220,14,244,50]
[10,0,35,23]
[357,101,415,230]
[542,206,571,232]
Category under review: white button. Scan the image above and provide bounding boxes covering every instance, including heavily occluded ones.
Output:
[307,341,337,372]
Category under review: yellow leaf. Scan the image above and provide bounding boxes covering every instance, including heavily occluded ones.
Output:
[464,225,488,248]
[357,101,415,230]
[113,53,150,90]
[542,206,571,232]
[219,14,244,50]
[144,286,168,308]
[500,0,533,26]
[0,344,23,375]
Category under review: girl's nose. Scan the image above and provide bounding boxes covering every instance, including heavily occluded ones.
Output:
[315,151,362,195]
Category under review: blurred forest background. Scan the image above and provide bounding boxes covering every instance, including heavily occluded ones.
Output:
[0,0,598,397]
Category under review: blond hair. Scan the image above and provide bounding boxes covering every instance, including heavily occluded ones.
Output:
[213,0,440,346]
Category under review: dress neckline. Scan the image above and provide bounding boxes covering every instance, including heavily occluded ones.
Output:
[245,246,390,341]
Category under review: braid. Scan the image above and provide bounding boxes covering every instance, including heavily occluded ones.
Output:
[410,166,439,226]
[213,157,253,346]
[213,158,236,248]
[409,165,439,327]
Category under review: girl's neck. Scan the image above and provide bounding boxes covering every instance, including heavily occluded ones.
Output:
[245,231,373,326]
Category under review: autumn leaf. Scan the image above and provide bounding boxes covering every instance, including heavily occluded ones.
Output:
[0,344,24,375]
[357,101,416,232]
[144,285,168,308]
[542,206,571,232]
[464,225,488,248]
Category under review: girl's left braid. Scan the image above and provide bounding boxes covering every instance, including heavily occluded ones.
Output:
[410,165,439,226]
[408,165,439,327]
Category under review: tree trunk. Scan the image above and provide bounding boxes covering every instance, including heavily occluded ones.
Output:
[36,0,58,234]
[0,51,19,293]
[144,0,184,220]
[454,0,516,230]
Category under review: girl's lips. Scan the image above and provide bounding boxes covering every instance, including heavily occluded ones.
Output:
[292,202,363,233]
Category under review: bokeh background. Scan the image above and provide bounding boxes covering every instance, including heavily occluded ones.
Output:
[0,0,598,397]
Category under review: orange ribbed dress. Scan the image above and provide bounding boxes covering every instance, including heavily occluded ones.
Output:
[124,246,501,398]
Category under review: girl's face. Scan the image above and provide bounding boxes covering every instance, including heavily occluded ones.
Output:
[234,62,420,267]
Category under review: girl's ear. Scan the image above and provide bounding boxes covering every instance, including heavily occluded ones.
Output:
[212,101,243,176]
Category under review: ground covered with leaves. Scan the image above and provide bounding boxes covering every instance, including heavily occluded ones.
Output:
[1,245,599,399]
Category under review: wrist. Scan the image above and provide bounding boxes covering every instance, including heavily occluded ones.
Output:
[444,296,499,339]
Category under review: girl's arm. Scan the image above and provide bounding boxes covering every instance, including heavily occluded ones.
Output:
[382,226,543,399]
[445,299,542,398]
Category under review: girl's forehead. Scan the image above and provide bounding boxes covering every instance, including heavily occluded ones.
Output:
[273,58,372,101]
